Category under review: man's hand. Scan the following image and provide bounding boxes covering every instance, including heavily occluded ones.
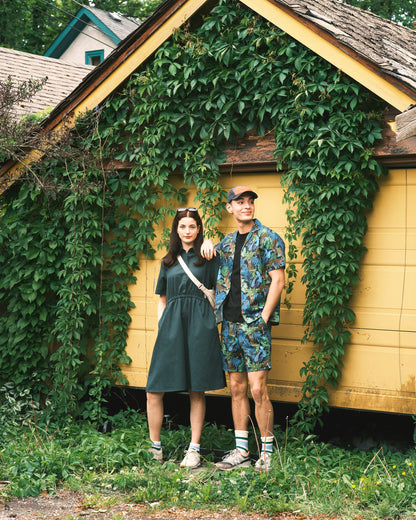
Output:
[200,239,216,260]
[261,268,285,324]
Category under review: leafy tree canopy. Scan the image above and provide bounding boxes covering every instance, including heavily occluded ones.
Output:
[0,0,162,55]
[342,0,416,28]
[2,0,416,56]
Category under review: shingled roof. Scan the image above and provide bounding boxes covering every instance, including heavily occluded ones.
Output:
[85,6,140,41]
[42,0,416,129]
[2,0,416,191]
[0,47,93,119]
[277,0,416,93]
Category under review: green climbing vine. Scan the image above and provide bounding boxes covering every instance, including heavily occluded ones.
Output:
[0,0,385,429]
[274,61,385,432]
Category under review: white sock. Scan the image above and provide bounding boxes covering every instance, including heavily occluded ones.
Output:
[261,436,274,455]
[235,430,249,454]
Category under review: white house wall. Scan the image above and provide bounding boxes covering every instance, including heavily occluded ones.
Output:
[59,24,116,64]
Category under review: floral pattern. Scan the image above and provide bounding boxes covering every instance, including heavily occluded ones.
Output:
[215,219,285,325]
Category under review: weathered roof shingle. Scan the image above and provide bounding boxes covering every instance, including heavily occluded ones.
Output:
[0,46,94,119]
[277,0,416,91]
[85,5,140,41]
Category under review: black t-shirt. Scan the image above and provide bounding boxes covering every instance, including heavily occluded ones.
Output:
[223,232,248,323]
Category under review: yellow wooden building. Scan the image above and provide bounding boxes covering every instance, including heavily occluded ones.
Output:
[122,153,416,416]
[2,0,416,415]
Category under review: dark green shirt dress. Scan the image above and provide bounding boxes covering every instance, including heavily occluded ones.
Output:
[146,249,225,393]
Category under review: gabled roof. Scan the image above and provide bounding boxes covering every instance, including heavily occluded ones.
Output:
[280,0,416,92]
[44,5,140,59]
[43,0,416,128]
[0,46,93,119]
[2,0,416,191]
[86,6,141,41]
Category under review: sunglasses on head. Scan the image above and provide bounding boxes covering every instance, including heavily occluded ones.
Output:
[177,207,197,213]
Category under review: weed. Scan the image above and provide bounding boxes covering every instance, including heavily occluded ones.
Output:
[0,409,415,519]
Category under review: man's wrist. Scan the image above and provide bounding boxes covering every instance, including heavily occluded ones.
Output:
[201,239,215,259]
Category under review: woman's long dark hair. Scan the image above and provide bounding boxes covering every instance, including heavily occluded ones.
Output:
[162,209,205,268]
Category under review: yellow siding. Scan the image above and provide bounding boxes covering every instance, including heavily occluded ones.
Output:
[122,168,416,414]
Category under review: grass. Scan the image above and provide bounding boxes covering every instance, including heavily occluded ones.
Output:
[0,407,415,520]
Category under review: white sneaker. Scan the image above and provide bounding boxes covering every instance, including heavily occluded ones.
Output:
[215,448,251,470]
[180,449,201,468]
[255,451,272,472]
[147,446,163,462]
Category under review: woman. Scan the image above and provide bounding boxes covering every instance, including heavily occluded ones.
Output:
[146,207,225,468]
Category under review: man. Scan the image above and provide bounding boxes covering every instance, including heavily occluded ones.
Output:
[202,185,285,471]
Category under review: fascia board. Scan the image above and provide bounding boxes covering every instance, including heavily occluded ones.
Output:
[83,11,121,44]
[0,0,208,193]
[44,7,119,58]
[242,0,416,111]
[45,8,90,57]
[5,0,416,193]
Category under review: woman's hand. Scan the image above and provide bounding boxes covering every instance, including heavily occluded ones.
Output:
[200,239,216,260]
[157,295,167,322]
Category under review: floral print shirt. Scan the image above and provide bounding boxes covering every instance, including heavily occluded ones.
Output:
[215,219,285,325]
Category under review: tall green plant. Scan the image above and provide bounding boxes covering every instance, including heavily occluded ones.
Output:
[0,114,133,422]
[0,0,386,428]
[275,65,385,431]
[102,0,385,430]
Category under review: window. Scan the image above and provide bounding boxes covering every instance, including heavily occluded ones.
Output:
[85,50,104,66]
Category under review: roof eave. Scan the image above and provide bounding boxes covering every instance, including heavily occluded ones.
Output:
[44,6,120,59]
[0,0,207,192]
[82,10,121,44]
[3,0,416,194]
[40,0,209,132]
[34,0,416,133]
[242,0,416,111]
[45,7,91,58]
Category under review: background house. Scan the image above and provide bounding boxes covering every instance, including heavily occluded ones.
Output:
[44,5,140,66]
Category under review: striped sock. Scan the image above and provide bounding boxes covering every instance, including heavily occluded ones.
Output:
[235,430,249,455]
[189,442,200,452]
[261,436,274,455]
[151,440,162,451]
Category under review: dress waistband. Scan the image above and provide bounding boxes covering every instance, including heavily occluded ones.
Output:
[167,293,207,304]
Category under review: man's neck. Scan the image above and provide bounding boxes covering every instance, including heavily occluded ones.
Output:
[236,219,254,235]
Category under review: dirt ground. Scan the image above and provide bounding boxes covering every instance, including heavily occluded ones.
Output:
[0,489,303,520]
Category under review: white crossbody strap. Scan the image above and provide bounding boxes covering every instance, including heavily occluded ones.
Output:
[177,255,215,308]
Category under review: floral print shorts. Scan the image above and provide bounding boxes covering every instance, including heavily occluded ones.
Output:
[220,318,271,372]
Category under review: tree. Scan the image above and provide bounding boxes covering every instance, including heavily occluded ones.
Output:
[0,0,76,55]
[0,76,47,166]
[0,0,163,55]
[342,0,416,28]
[92,0,162,21]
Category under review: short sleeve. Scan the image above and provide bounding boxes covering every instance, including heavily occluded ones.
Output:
[155,262,167,295]
[263,233,285,273]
